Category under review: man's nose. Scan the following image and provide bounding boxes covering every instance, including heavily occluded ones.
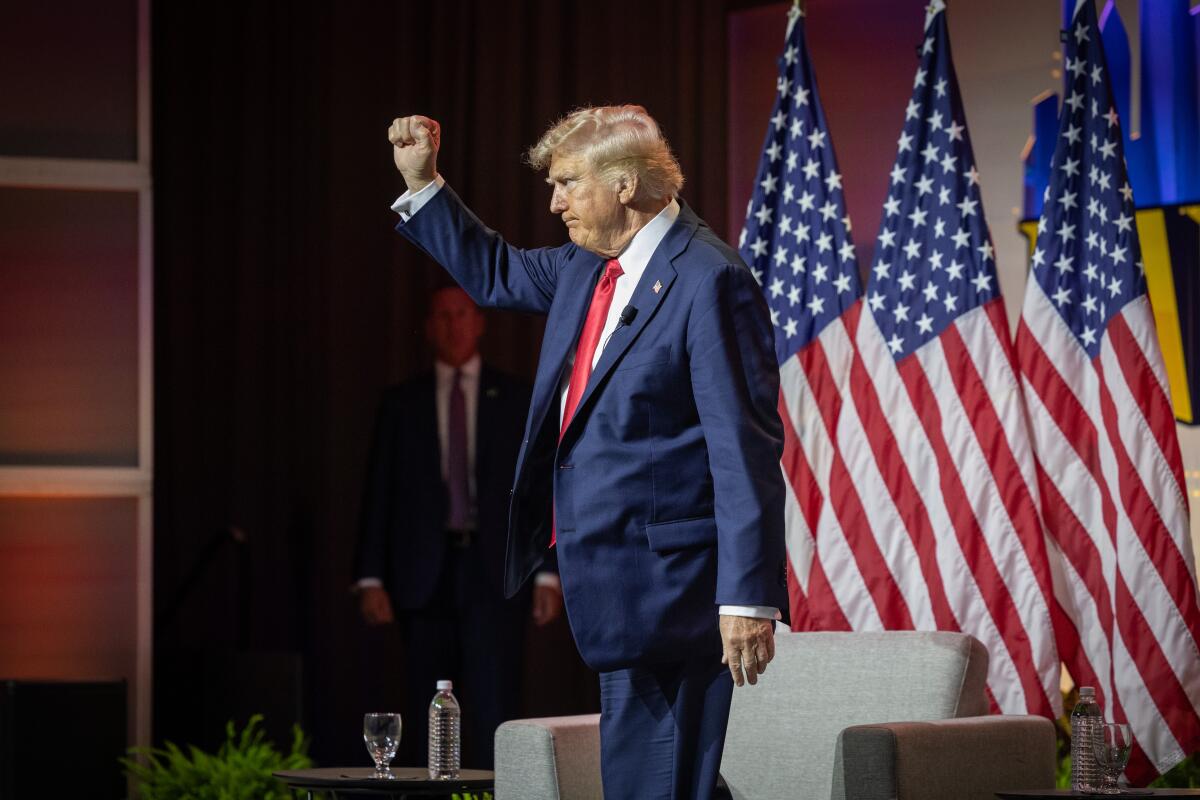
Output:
[549,187,567,214]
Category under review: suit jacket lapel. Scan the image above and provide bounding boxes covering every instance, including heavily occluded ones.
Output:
[475,366,497,492]
[526,251,604,439]
[418,373,442,504]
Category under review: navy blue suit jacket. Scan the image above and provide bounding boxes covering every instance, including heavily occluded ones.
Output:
[397,185,788,671]
[353,366,532,607]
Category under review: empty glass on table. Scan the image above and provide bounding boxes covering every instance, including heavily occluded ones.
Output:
[1091,721,1132,794]
[363,712,402,778]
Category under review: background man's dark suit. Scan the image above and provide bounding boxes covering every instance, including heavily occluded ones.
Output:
[353,289,541,769]
[355,366,530,603]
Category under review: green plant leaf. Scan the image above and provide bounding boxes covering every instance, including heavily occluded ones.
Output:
[122,715,313,799]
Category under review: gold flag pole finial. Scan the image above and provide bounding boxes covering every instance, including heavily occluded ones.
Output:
[787,0,804,37]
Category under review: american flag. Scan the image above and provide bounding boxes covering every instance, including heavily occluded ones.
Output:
[736,4,864,633]
[742,0,1063,719]
[852,0,1061,718]
[1015,0,1200,782]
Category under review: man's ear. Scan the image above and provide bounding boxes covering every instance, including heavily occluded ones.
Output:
[617,172,639,205]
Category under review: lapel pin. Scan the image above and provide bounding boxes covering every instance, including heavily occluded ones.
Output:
[653,280,662,294]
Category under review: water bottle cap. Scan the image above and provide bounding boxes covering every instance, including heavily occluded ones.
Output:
[437,679,453,691]
[1079,686,1095,696]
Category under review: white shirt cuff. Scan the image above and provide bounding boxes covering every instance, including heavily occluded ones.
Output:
[391,174,446,221]
[719,604,781,620]
[534,571,561,590]
[355,577,384,590]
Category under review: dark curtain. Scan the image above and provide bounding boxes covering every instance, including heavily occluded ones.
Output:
[153,0,731,764]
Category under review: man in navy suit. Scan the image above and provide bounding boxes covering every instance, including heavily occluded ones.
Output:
[387,106,788,799]
[353,286,562,769]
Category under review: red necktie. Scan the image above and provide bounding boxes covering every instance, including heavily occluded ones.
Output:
[552,258,623,546]
[561,258,623,437]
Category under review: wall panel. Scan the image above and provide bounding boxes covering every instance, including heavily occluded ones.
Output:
[0,1,138,160]
[0,188,140,466]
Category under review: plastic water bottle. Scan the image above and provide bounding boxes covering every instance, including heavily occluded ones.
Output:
[428,679,461,780]
[1071,686,1103,791]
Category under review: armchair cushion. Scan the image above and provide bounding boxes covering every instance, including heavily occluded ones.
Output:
[494,713,603,800]
[721,630,990,799]
[839,715,1056,800]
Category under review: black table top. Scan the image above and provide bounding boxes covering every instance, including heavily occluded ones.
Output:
[997,791,1200,798]
[275,767,494,796]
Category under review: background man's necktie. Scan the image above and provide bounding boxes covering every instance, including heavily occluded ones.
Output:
[552,258,623,545]
[446,369,470,530]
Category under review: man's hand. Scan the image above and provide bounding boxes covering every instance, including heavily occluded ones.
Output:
[531,583,564,627]
[388,115,441,193]
[359,585,395,626]
[719,614,775,687]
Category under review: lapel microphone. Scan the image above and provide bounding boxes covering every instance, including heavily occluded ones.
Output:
[601,305,639,351]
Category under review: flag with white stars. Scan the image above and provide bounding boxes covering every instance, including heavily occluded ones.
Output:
[839,0,1061,720]
[1016,0,1199,783]
[864,7,995,359]
[737,4,866,634]
[738,5,861,368]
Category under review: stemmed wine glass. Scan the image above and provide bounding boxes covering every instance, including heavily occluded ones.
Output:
[1091,722,1132,794]
[363,712,402,778]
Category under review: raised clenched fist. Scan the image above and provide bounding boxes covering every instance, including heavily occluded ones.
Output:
[388,115,441,193]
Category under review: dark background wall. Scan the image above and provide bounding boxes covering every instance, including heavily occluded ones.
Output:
[151,0,732,764]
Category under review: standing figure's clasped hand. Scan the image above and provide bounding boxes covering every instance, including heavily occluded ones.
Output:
[719,614,775,687]
[358,585,395,626]
[388,115,441,193]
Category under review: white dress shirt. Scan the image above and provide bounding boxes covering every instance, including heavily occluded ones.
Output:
[393,179,777,621]
[556,198,679,425]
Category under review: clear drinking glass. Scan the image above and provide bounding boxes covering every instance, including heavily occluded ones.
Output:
[363,712,402,778]
[1091,722,1132,794]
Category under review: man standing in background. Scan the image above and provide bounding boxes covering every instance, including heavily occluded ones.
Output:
[353,285,562,769]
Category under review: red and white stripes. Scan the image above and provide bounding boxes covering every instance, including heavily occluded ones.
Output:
[779,296,1063,718]
[1017,280,1200,781]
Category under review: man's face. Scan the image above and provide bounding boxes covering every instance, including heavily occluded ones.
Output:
[547,152,627,256]
[426,288,484,367]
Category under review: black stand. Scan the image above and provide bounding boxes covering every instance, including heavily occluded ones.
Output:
[274,767,494,799]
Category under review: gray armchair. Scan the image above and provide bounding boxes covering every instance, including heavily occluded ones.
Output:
[494,630,1057,799]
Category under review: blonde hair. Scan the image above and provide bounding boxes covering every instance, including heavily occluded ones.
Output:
[526,105,684,201]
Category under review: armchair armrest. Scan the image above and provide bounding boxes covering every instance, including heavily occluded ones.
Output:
[838,715,1056,800]
[494,713,602,800]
